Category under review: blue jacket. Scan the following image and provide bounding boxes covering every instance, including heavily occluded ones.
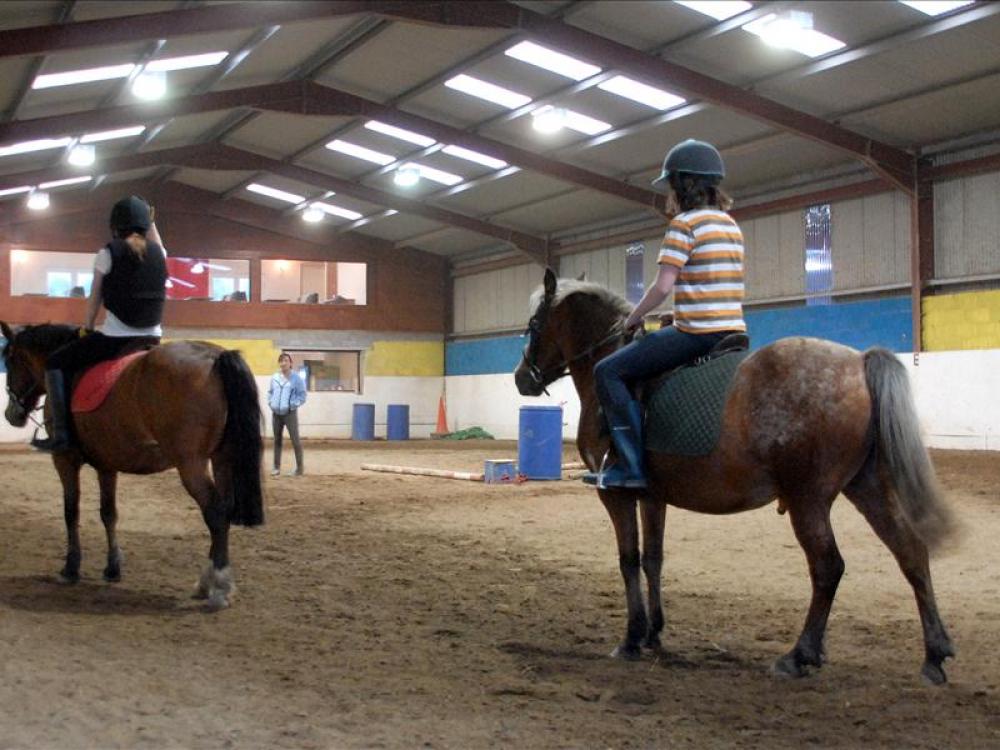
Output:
[267,371,307,415]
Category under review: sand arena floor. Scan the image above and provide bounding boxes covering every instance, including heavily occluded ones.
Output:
[0,441,998,749]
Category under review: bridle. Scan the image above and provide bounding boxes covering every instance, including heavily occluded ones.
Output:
[3,348,46,428]
[520,292,628,395]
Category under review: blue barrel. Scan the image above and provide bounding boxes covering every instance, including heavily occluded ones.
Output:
[351,402,375,440]
[386,404,410,441]
[518,405,563,480]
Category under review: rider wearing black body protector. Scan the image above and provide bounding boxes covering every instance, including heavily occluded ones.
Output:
[32,196,167,453]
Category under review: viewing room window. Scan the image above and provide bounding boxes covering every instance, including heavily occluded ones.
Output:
[261,260,367,305]
[10,250,95,297]
[284,350,362,393]
[167,258,249,301]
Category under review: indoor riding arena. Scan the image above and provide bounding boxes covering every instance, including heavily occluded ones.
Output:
[1,2,999,749]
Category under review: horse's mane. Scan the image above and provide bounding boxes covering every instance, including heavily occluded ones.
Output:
[7,324,79,356]
[529,278,632,318]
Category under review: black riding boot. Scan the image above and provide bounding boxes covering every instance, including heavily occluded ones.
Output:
[31,370,72,453]
[582,402,647,489]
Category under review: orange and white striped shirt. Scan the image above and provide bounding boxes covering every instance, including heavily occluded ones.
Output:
[658,208,746,334]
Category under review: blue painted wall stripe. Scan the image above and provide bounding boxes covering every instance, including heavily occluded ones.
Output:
[445,297,912,376]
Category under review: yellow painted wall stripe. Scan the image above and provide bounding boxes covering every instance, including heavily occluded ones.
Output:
[365,340,444,376]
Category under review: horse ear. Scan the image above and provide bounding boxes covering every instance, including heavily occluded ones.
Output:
[576,272,587,282]
[0,321,12,342]
[544,267,557,297]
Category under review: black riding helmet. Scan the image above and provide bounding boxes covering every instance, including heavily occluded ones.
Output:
[109,195,152,236]
[651,139,725,191]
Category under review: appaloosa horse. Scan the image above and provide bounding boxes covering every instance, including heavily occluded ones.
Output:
[515,269,955,683]
[2,322,264,610]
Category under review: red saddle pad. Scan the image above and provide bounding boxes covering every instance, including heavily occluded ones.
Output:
[71,351,148,414]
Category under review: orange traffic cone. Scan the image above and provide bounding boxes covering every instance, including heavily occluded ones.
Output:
[433,394,449,438]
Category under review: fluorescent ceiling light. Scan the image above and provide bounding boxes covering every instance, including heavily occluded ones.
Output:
[393,165,421,188]
[246,183,305,204]
[301,207,324,223]
[364,120,435,147]
[441,145,508,170]
[532,105,611,135]
[532,106,568,134]
[0,185,33,197]
[27,191,50,210]
[145,51,229,72]
[39,176,92,189]
[444,74,532,109]
[504,41,601,81]
[0,137,73,158]
[407,163,463,186]
[597,75,686,110]
[132,70,166,100]
[314,202,364,220]
[898,1,974,15]
[743,12,846,57]
[325,139,395,165]
[80,126,146,143]
[32,63,135,90]
[674,1,752,21]
[67,144,95,167]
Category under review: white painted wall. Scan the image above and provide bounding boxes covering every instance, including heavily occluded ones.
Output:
[443,349,1000,451]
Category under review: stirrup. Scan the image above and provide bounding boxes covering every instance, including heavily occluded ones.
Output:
[30,427,70,454]
[581,450,611,487]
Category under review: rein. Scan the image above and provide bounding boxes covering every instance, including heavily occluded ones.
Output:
[522,319,627,395]
[5,381,46,429]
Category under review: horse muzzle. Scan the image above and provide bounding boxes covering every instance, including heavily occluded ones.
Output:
[5,401,27,427]
[514,363,547,396]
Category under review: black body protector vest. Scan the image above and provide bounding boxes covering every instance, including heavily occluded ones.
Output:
[101,239,167,328]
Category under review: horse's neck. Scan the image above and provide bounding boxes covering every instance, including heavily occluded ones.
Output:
[568,360,610,471]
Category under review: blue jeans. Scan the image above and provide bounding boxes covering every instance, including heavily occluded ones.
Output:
[594,327,728,428]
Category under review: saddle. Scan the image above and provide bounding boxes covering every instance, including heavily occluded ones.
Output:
[71,351,148,414]
[641,333,750,456]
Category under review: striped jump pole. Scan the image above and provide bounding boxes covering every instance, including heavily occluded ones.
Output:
[361,463,484,481]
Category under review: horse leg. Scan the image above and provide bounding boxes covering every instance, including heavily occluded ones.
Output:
[177,460,233,611]
[600,491,647,660]
[53,455,82,583]
[774,496,844,678]
[639,498,666,650]
[844,460,954,685]
[97,470,123,582]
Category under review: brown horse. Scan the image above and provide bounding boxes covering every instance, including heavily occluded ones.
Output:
[1,322,264,610]
[514,269,956,684]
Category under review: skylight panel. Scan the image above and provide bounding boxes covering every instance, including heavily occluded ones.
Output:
[743,13,846,57]
[405,163,464,186]
[441,145,508,170]
[0,137,73,158]
[898,1,974,15]
[444,74,532,109]
[314,202,364,221]
[325,139,396,165]
[80,126,146,143]
[38,176,92,189]
[0,185,33,197]
[674,1,753,21]
[363,120,436,147]
[32,63,135,89]
[245,183,305,204]
[597,76,686,110]
[532,105,612,136]
[145,51,230,72]
[504,41,601,81]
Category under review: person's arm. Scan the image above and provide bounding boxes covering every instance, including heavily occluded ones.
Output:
[84,271,104,330]
[147,220,165,250]
[624,264,680,330]
[292,374,307,408]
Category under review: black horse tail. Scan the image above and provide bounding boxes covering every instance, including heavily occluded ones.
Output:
[214,349,264,527]
[863,347,953,551]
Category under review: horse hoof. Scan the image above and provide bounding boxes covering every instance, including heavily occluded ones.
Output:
[103,570,121,583]
[772,653,808,679]
[611,644,642,661]
[204,594,230,612]
[921,661,948,686]
[643,636,663,651]
[57,571,80,585]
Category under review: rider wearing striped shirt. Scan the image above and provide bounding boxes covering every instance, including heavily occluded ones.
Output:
[585,139,746,490]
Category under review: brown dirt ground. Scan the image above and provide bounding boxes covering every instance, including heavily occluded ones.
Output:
[0,442,998,750]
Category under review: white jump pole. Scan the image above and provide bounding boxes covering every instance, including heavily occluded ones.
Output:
[561,462,587,470]
[361,463,484,481]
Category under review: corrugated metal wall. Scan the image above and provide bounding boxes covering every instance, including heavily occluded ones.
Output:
[740,209,805,300]
[934,171,1000,279]
[452,262,544,334]
[830,191,911,290]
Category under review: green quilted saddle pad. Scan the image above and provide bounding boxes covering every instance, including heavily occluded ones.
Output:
[644,350,748,456]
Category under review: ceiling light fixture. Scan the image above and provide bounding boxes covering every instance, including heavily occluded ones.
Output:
[597,76,686,110]
[0,137,73,159]
[504,41,601,81]
[674,1,752,21]
[38,176,92,189]
[132,69,167,100]
[26,191,50,211]
[898,1,974,15]
[532,106,568,134]
[441,145,508,170]
[246,183,306,204]
[191,262,205,274]
[32,63,135,90]
[364,121,435,147]
[313,202,363,221]
[393,165,421,188]
[325,139,395,165]
[302,206,325,223]
[743,12,846,57]
[0,185,33,197]
[145,51,229,72]
[67,144,96,167]
[409,164,463,186]
[444,74,532,109]
[80,126,146,143]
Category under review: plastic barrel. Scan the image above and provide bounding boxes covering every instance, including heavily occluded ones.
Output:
[518,405,563,480]
[386,404,410,441]
[351,403,375,441]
